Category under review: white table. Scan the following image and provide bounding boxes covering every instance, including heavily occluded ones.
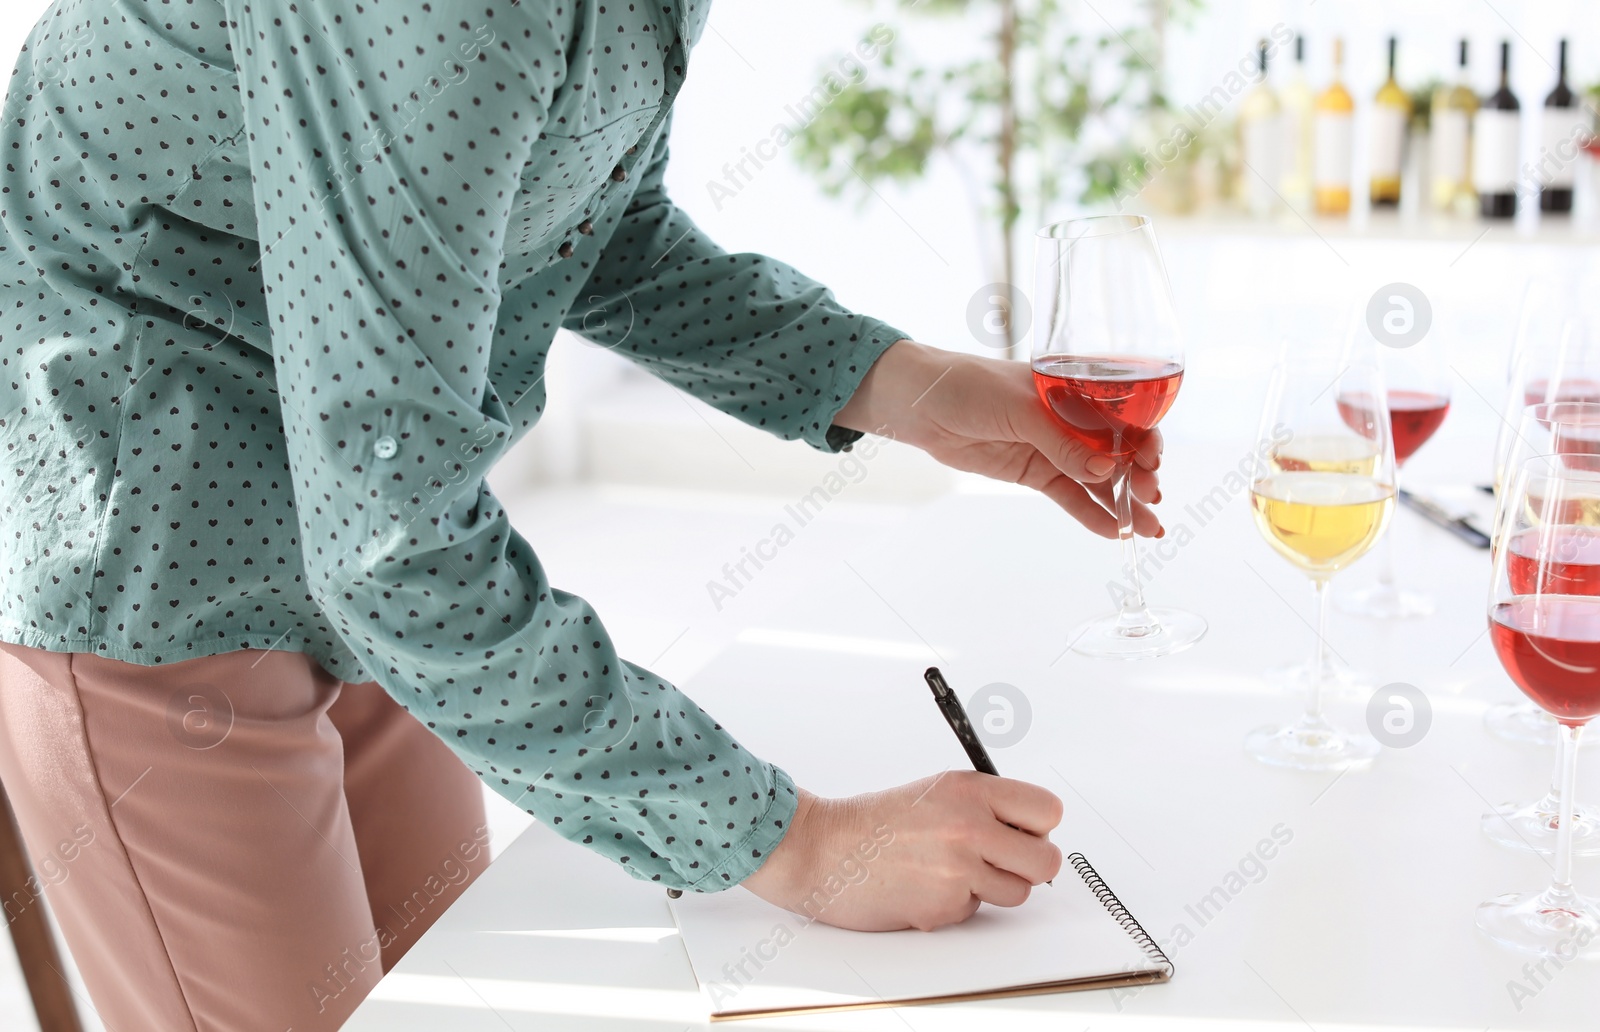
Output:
[346,388,1600,1030]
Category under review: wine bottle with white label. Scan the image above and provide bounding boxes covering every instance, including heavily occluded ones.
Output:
[1280,34,1314,206]
[1541,39,1581,214]
[1473,41,1520,219]
[1430,40,1477,214]
[1314,38,1354,216]
[1370,37,1409,207]
[1239,40,1282,216]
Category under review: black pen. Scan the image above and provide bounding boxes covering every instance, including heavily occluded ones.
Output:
[924,667,1001,775]
[923,667,1051,885]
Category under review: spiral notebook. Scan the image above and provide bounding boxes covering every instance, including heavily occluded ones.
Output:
[667,853,1173,1021]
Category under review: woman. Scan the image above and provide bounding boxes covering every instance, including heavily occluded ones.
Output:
[0,1,1163,1028]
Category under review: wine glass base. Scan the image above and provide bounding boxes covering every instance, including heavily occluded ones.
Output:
[1482,701,1587,748]
[1335,582,1435,619]
[1476,889,1600,958]
[1245,722,1381,772]
[1066,607,1207,660]
[1482,796,1600,857]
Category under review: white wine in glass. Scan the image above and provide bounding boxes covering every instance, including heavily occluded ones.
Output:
[1247,360,1394,771]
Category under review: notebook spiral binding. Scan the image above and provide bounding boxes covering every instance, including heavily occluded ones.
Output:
[1067,852,1175,977]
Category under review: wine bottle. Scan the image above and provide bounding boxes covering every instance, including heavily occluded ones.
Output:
[1370,36,1410,206]
[1313,38,1354,216]
[1280,34,1314,206]
[1430,39,1478,214]
[1239,40,1282,216]
[1473,41,1520,219]
[1541,39,1581,213]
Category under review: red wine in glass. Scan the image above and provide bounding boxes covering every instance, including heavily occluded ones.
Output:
[1337,389,1449,465]
[1508,526,1600,596]
[1491,596,1600,725]
[1031,355,1183,460]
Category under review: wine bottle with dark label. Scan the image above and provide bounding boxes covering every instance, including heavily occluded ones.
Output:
[1473,41,1520,219]
[1541,39,1582,214]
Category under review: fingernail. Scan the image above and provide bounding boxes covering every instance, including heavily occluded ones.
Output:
[1156,526,1166,538]
[1153,489,1163,504]
[1087,456,1115,476]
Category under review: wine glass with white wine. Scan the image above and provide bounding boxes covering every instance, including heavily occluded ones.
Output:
[1247,355,1395,771]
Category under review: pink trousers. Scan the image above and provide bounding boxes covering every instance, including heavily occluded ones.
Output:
[0,641,490,1031]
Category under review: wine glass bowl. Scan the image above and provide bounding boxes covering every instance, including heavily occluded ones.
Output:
[1486,400,1600,750]
[1031,215,1205,660]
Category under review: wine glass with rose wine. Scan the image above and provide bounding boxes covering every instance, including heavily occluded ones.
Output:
[1031,215,1206,659]
[1247,358,1394,770]
[1477,453,1600,957]
[1488,316,1600,746]
[1480,401,1600,858]
[1335,315,1450,619]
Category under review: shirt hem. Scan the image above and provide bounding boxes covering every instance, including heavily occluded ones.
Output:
[0,622,364,683]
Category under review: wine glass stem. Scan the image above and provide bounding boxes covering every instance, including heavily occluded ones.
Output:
[1552,723,1584,901]
[1112,459,1158,635]
[1542,734,1567,813]
[1378,465,1402,592]
[1304,577,1332,728]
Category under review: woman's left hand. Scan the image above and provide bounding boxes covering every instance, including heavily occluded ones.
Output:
[834,340,1163,539]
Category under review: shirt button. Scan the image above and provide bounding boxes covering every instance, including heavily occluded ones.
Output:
[557,241,575,258]
[577,219,594,236]
[610,165,627,182]
[373,435,398,460]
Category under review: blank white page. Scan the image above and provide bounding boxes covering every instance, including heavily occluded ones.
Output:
[668,856,1168,1019]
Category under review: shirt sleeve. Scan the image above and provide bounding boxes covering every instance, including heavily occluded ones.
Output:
[563,110,912,454]
[224,0,797,892]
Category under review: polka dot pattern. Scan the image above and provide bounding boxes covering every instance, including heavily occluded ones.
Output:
[0,0,909,890]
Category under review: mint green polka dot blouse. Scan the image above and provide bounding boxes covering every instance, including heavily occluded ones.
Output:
[0,0,909,892]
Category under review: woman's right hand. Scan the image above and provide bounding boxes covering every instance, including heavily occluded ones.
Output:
[739,772,1064,932]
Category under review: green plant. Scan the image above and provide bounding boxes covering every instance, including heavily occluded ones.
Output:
[1409,78,1441,132]
[790,0,1200,357]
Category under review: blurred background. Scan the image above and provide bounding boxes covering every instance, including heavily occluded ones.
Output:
[3,0,1598,1026]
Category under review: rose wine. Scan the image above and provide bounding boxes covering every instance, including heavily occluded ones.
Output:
[1336,390,1448,465]
[1508,525,1600,595]
[1250,472,1395,576]
[1032,355,1183,459]
[1524,377,1600,408]
[1491,596,1600,725]
[1552,420,1600,459]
